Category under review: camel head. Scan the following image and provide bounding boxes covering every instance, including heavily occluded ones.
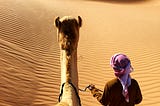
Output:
[55,16,82,55]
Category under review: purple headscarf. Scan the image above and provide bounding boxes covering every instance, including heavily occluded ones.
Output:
[110,53,133,102]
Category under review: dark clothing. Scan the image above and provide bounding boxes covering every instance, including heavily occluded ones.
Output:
[90,78,142,106]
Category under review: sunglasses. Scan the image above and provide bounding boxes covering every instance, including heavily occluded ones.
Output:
[113,66,123,71]
[113,64,134,72]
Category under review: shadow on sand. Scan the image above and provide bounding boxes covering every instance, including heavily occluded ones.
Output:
[87,0,151,4]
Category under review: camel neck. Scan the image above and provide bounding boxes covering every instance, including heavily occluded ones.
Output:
[60,49,78,90]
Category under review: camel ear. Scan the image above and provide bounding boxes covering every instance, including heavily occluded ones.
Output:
[55,17,61,28]
[78,16,82,27]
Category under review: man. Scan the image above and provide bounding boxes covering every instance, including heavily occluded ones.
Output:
[89,53,142,106]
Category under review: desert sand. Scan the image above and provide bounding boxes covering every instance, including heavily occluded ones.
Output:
[0,0,160,106]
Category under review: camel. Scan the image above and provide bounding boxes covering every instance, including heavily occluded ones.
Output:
[54,16,82,106]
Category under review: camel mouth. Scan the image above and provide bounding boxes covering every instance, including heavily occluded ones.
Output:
[60,35,74,56]
[59,32,78,51]
[61,40,72,50]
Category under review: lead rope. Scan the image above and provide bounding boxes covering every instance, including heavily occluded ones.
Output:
[79,85,90,92]
[79,85,103,92]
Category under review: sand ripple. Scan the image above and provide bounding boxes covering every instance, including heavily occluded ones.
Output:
[0,0,160,106]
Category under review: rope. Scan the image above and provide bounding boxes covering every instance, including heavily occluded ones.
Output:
[79,85,90,92]
[58,83,103,106]
[58,82,81,106]
[79,85,103,92]
[58,83,65,102]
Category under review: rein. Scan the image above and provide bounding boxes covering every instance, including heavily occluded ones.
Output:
[58,82,81,106]
[58,82,103,106]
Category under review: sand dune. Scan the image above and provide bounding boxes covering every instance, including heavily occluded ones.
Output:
[0,0,160,106]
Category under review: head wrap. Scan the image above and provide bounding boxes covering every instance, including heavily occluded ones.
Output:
[110,53,133,102]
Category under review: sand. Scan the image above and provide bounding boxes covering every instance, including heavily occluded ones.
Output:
[0,0,160,106]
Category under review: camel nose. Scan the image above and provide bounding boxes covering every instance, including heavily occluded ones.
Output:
[61,36,72,49]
